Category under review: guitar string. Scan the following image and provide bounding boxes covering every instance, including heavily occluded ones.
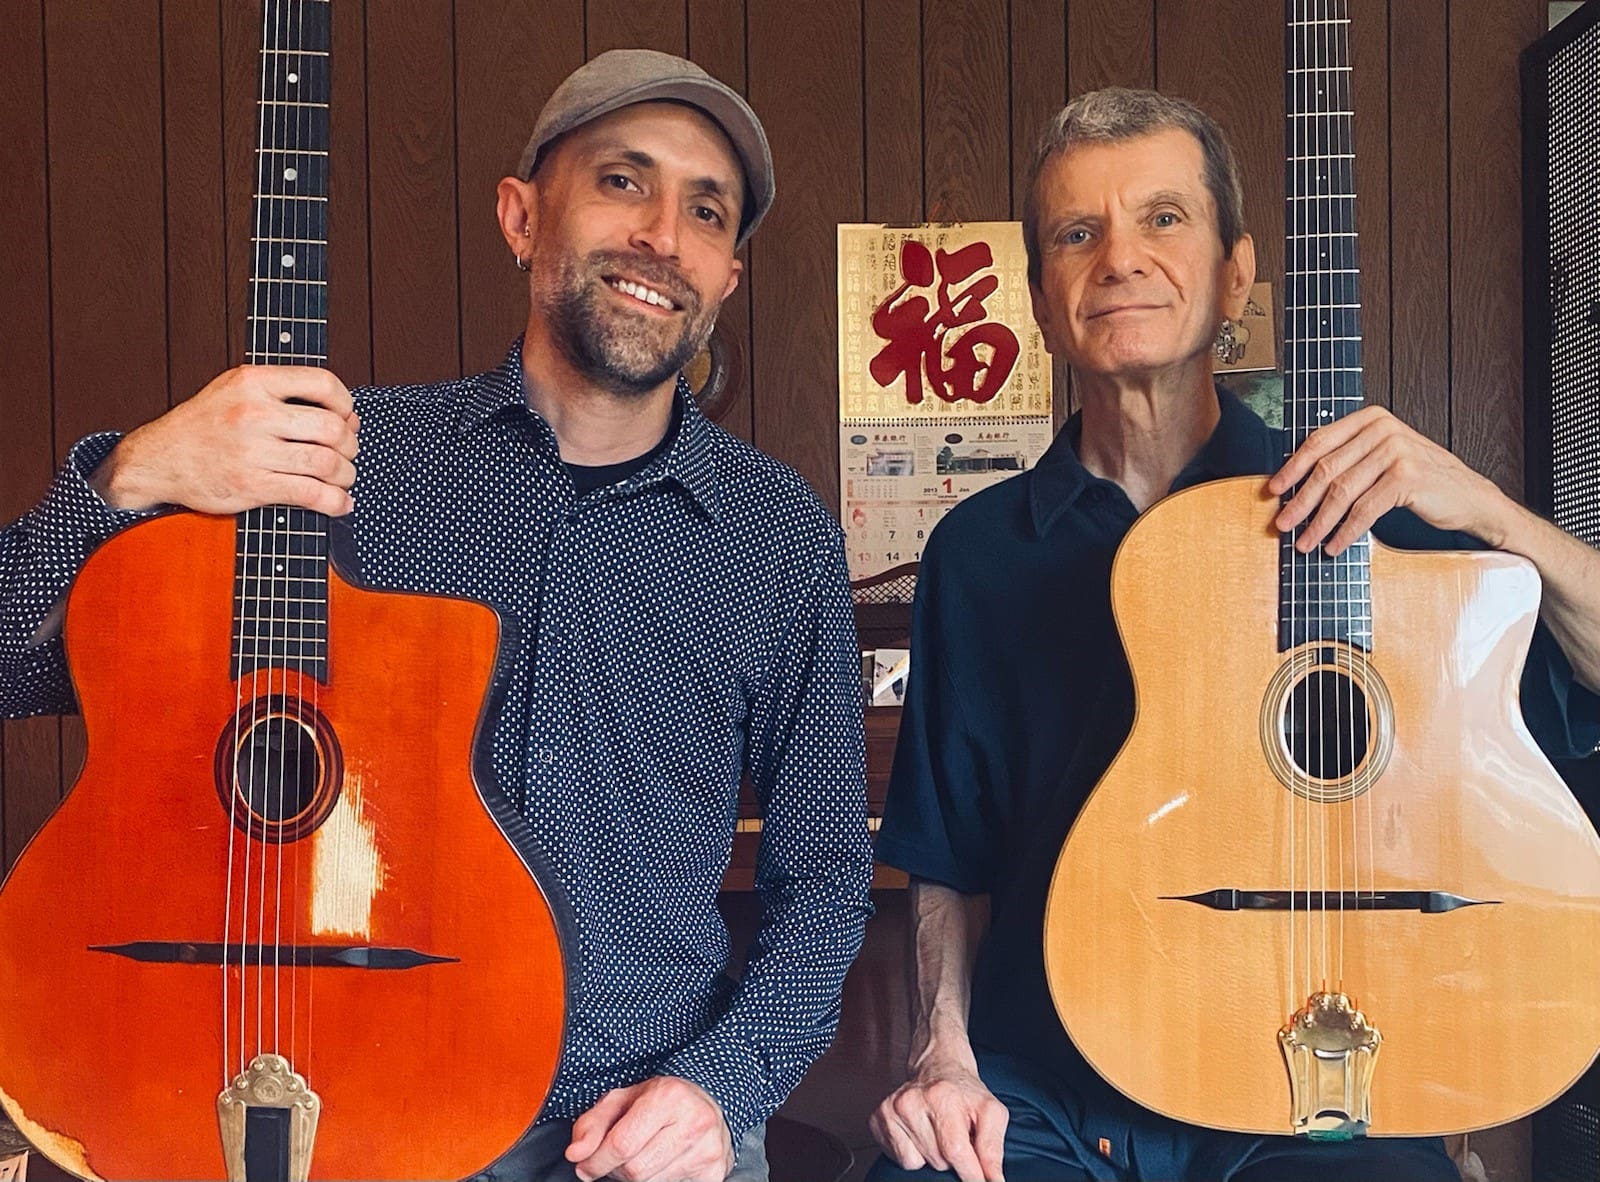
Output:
[293,0,318,1075]
[1286,0,1299,1017]
[258,0,289,1069]
[274,0,294,1061]
[1285,0,1299,1025]
[1316,0,1333,997]
[1335,0,1351,994]
[1316,0,1331,995]
[274,0,296,1064]
[1318,0,1331,991]
[227,0,276,1086]
[1346,0,1379,1010]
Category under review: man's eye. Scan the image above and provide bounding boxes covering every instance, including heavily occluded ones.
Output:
[602,174,640,192]
[1065,228,1091,245]
[692,205,725,227]
[1153,211,1180,227]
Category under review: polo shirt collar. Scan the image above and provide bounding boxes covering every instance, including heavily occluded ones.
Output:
[1029,384,1276,537]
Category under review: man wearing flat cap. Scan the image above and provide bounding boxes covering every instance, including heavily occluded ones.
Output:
[0,49,873,1182]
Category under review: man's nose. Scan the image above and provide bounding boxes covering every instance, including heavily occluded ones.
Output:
[629,195,680,259]
[1097,223,1148,281]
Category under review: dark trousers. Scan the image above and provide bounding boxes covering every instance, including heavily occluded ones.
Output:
[863,1051,1459,1182]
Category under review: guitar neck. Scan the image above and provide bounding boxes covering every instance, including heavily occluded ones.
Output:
[248,0,332,370]
[235,0,334,682]
[1279,0,1372,652]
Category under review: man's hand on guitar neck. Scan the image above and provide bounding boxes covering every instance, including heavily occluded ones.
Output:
[1268,402,1600,691]
[1267,404,1509,557]
[566,1074,735,1182]
[90,365,360,516]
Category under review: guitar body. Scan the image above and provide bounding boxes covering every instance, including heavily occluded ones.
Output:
[0,512,566,1180]
[1044,477,1600,1135]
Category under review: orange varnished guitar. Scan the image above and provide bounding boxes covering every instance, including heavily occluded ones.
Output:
[0,3,565,1177]
[1043,0,1600,1139]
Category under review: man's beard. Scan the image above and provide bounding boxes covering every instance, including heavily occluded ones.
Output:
[537,248,718,398]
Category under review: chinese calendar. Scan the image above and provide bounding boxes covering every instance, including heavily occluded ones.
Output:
[839,222,1054,582]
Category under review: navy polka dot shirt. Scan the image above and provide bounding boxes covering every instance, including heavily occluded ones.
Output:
[0,339,875,1146]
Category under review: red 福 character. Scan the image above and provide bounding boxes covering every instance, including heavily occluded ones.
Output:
[869,239,1021,405]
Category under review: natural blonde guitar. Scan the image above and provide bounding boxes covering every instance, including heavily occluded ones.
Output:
[1044,476,1600,1135]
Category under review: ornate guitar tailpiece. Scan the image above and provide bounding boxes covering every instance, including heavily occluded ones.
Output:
[217,1055,321,1182]
[1279,991,1381,1139]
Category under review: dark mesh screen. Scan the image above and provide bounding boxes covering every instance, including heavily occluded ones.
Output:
[1527,6,1600,546]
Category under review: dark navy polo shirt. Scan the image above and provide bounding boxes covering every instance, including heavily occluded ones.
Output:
[875,387,1600,1087]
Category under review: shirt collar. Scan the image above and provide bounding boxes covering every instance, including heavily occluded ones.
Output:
[1029,384,1278,536]
[456,338,722,520]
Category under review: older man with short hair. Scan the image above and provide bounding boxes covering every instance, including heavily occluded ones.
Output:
[867,87,1600,1182]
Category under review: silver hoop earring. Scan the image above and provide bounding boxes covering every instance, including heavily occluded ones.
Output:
[514,254,530,272]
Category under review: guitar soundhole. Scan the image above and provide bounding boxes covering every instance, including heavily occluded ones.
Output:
[1282,670,1370,781]
[214,695,343,842]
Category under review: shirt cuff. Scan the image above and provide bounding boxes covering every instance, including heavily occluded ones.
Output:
[658,1033,772,1159]
[60,432,162,525]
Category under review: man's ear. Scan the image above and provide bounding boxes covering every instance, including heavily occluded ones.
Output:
[1222,232,1257,321]
[496,177,538,255]
[720,258,743,303]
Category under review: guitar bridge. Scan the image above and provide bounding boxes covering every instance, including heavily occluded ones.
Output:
[217,1055,320,1181]
[1279,991,1381,1139]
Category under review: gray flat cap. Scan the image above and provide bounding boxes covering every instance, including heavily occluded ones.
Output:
[517,49,775,249]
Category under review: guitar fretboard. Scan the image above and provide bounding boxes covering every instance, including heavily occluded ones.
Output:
[233,507,330,677]
[1279,0,1371,653]
[236,0,332,681]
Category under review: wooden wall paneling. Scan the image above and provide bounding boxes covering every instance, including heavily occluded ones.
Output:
[1068,0,1154,94]
[1447,0,1543,496]
[924,0,1010,221]
[1,0,56,528]
[455,0,584,376]
[45,0,169,794]
[1348,0,1391,411]
[329,0,374,387]
[585,0,687,56]
[1010,0,1067,215]
[1387,0,1449,443]
[747,0,863,509]
[1156,0,1284,328]
[44,0,169,451]
[865,0,924,223]
[366,0,461,385]
[0,0,57,874]
[164,0,231,406]
[689,0,754,441]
